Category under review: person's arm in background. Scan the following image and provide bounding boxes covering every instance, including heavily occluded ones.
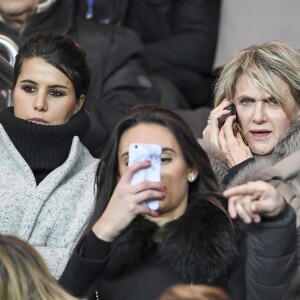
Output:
[224,181,297,300]
[59,231,111,298]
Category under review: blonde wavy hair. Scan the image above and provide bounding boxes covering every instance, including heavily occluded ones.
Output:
[0,235,78,300]
[214,41,300,115]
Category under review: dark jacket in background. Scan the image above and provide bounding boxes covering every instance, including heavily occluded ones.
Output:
[75,0,221,108]
[0,0,158,157]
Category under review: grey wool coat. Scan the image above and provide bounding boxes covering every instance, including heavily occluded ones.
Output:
[199,120,300,226]
[0,125,99,277]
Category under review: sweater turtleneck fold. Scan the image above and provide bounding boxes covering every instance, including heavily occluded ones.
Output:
[0,107,89,184]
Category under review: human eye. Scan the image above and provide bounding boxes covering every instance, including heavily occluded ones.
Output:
[266,98,279,107]
[161,156,172,164]
[21,85,36,93]
[239,97,255,106]
[49,89,65,97]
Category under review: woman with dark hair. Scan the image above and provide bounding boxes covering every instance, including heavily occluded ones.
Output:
[60,104,296,300]
[0,33,99,278]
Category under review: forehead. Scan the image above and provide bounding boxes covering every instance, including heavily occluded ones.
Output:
[18,57,72,84]
[235,73,290,99]
[118,123,180,152]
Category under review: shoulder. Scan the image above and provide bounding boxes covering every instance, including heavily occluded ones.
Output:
[74,17,143,52]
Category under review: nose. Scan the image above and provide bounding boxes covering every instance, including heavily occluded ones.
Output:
[252,102,267,124]
[34,94,47,111]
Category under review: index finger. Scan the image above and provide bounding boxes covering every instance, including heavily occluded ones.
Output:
[223,115,238,143]
[223,181,267,198]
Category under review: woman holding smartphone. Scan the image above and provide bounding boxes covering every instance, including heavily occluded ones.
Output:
[60,104,296,300]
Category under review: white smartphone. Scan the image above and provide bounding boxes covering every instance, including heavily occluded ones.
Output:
[128,143,162,210]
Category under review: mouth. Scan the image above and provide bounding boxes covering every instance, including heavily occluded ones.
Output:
[28,118,49,125]
[249,129,271,139]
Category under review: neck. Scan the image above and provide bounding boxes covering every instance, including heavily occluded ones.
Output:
[146,200,188,227]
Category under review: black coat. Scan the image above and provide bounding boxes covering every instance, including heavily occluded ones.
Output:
[0,0,158,157]
[75,0,221,108]
[59,194,297,300]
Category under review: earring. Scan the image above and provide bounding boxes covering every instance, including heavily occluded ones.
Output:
[189,175,195,182]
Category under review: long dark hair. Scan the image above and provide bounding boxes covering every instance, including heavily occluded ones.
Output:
[84,104,220,233]
[13,33,91,101]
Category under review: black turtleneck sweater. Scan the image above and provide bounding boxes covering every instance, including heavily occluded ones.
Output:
[0,107,89,184]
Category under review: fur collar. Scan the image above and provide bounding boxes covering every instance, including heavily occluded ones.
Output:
[104,194,244,285]
[199,120,300,188]
[271,120,300,163]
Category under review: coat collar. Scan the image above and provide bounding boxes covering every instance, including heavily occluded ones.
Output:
[271,120,300,163]
[105,193,244,285]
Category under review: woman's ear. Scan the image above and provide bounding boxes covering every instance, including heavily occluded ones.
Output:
[73,95,85,115]
[187,168,199,183]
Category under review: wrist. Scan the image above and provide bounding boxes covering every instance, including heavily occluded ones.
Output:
[262,200,287,220]
[92,221,116,242]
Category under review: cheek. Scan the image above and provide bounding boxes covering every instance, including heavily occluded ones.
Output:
[235,110,249,129]
[61,100,78,116]
[13,90,27,118]
[162,166,189,192]
[274,118,290,137]
[55,100,79,124]
[118,165,127,176]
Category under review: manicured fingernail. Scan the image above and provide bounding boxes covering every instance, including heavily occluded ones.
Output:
[146,160,151,163]
[163,185,167,191]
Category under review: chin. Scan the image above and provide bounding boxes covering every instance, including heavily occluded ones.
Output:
[250,147,274,156]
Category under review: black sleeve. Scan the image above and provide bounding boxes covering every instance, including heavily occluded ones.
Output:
[223,158,255,186]
[59,231,111,298]
[246,204,297,300]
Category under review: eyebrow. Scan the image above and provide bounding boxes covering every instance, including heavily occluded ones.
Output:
[19,80,69,89]
[162,147,175,153]
[235,95,274,102]
[121,151,129,159]
[120,147,175,159]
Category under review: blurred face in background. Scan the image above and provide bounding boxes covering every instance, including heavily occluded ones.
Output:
[0,0,41,29]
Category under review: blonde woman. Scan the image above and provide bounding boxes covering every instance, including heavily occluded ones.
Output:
[0,235,80,300]
[201,41,300,224]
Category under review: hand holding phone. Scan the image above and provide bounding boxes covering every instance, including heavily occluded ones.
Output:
[219,104,248,145]
[128,143,162,210]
